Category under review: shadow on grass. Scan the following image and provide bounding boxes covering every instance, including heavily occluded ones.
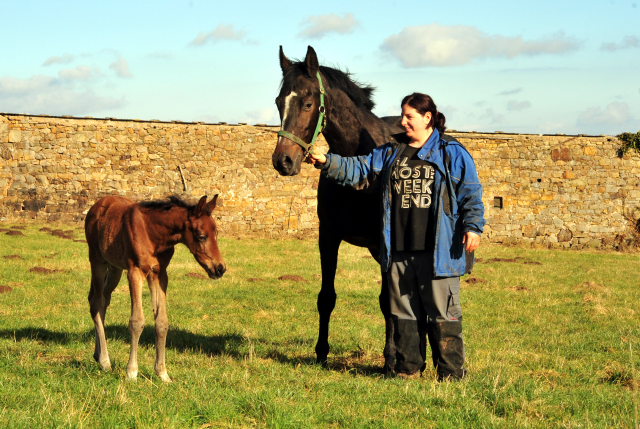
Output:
[0,326,385,377]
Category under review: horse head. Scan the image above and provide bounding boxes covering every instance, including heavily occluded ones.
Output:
[185,195,226,279]
[272,45,325,176]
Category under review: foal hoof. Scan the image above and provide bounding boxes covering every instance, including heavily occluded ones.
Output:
[158,372,172,383]
[127,370,138,381]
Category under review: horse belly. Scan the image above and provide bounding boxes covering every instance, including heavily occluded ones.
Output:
[86,197,134,270]
[317,179,380,245]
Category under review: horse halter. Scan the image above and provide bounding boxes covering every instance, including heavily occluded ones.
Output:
[277,72,327,156]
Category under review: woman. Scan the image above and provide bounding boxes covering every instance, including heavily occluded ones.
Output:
[308,93,485,380]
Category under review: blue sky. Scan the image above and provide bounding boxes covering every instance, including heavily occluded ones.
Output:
[1,0,638,135]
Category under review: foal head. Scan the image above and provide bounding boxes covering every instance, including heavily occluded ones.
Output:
[185,195,226,279]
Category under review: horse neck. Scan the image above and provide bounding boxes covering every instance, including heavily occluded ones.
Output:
[143,207,189,250]
[322,89,392,157]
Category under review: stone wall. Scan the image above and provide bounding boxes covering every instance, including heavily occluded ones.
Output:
[1,113,639,247]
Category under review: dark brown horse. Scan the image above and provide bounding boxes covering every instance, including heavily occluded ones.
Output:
[272,46,402,372]
[85,195,225,382]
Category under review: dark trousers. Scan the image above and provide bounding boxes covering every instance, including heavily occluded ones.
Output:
[387,251,466,378]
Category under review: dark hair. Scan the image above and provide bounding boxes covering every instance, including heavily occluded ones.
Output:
[401,92,446,135]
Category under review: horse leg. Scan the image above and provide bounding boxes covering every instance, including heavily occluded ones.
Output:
[368,248,396,374]
[148,267,171,382]
[88,260,111,370]
[126,267,146,380]
[315,232,341,366]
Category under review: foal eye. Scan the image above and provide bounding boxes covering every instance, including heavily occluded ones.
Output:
[304,102,313,111]
[196,234,207,242]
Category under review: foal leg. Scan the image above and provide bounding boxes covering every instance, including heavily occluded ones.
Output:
[126,267,146,380]
[148,267,171,382]
[88,261,111,370]
[315,231,341,366]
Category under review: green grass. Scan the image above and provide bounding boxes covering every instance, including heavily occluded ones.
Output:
[0,223,639,428]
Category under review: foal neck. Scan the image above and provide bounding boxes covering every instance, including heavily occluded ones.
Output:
[143,206,190,250]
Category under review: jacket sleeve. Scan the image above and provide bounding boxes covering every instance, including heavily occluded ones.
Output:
[321,144,391,191]
[449,147,485,235]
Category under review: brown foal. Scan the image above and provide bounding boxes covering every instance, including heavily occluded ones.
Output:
[85,195,225,382]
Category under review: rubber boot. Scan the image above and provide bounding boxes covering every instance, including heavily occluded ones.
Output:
[427,319,467,381]
[393,318,424,377]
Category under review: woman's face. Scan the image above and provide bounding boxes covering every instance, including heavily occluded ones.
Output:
[401,104,432,142]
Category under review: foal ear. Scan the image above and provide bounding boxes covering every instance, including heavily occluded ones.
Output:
[279,45,291,74]
[194,195,209,217]
[304,45,319,78]
[207,194,219,212]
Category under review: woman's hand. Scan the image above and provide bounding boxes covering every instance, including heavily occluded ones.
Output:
[462,231,480,252]
[306,152,327,165]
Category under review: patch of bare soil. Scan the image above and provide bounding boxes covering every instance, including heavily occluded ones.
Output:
[362,255,373,258]
[465,277,486,284]
[5,230,25,236]
[0,228,10,233]
[506,286,530,291]
[11,226,26,230]
[43,253,60,259]
[475,258,483,263]
[50,229,75,240]
[485,257,524,263]
[0,285,13,293]
[185,272,207,280]
[600,366,637,390]
[74,239,87,243]
[278,275,306,282]
[39,227,52,233]
[29,266,60,274]
[247,278,264,282]
[524,261,542,265]
[3,255,22,260]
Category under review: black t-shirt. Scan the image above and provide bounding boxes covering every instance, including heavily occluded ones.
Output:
[391,145,436,252]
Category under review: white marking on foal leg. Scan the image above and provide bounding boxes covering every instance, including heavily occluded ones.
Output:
[281,91,298,129]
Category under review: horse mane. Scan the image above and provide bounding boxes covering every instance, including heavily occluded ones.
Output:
[282,62,376,111]
[138,196,195,211]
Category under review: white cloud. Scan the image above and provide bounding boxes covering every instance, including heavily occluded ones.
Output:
[498,87,523,96]
[298,13,359,39]
[381,24,581,67]
[577,102,633,126]
[507,100,531,111]
[43,54,75,66]
[242,108,280,125]
[0,75,126,116]
[109,56,132,78]
[58,65,96,82]
[600,35,640,51]
[190,24,246,46]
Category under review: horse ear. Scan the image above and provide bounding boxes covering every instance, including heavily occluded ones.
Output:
[194,195,208,216]
[304,45,319,78]
[279,46,291,74]
[207,194,219,212]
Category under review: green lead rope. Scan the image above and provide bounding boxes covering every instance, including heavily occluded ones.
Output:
[277,71,326,156]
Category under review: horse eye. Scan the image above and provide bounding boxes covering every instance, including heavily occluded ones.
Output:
[196,234,207,242]
[304,102,312,111]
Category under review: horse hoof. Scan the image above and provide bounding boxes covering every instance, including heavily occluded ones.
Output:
[127,370,138,381]
[158,373,172,383]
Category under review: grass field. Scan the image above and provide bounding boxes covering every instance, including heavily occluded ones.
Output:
[0,222,639,428]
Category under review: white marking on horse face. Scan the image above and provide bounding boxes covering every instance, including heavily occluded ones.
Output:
[281,91,298,129]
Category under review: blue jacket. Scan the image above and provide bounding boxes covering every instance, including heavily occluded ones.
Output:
[321,129,485,276]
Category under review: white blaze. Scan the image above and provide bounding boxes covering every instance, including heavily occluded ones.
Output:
[281,91,298,129]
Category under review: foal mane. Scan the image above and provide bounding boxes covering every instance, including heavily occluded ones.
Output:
[138,196,195,212]
[282,62,376,111]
